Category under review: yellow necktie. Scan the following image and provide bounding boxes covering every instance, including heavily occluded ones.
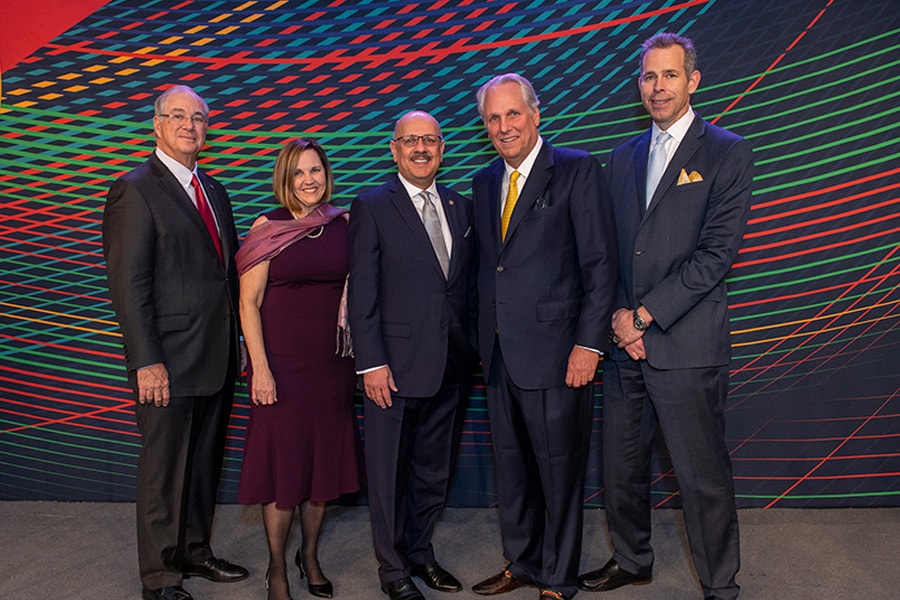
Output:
[500,170,520,242]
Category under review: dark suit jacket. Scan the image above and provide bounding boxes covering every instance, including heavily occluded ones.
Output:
[347,175,477,398]
[606,113,754,369]
[473,140,618,389]
[103,152,240,396]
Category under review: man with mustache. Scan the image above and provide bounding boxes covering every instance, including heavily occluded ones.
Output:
[348,110,479,600]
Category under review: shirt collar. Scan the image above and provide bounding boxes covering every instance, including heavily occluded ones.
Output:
[155,147,197,188]
[651,108,695,145]
[397,173,439,201]
[504,135,544,181]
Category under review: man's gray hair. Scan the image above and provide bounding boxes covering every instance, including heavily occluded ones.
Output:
[640,32,698,76]
[476,73,540,119]
[154,85,209,117]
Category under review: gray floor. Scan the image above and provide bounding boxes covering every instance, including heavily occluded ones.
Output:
[1,502,898,599]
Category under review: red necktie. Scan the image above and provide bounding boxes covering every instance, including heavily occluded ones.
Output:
[191,173,223,263]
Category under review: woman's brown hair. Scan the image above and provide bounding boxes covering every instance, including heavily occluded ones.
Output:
[271,138,334,212]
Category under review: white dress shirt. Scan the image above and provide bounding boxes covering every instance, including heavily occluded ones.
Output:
[397,173,453,257]
[649,107,696,174]
[154,147,220,233]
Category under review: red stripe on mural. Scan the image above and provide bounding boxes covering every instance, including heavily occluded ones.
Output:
[712,0,836,122]
[41,1,710,69]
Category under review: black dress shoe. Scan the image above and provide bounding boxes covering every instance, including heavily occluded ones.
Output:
[295,547,334,598]
[141,585,193,600]
[577,559,651,592]
[472,568,530,595]
[381,576,426,600]
[183,557,249,582]
[411,560,462,592]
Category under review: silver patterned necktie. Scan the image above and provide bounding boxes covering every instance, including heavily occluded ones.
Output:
[420,190,450,278]
[646,130,671,208]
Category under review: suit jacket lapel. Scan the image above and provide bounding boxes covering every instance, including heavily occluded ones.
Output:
[388,176,447,279]
[484,161,504,254]
[149,154,226,266]
[645,115,704,218]
[634,131,651,217]
[437,184,464,281]
[149,155,212,240]
[199,171,232,269]
[503,141,553,247]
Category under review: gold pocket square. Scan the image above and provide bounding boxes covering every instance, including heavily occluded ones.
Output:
[677,168,703,185]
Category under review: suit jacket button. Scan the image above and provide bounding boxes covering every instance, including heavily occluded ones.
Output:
[634,249,643,255]
[496,265,504,272]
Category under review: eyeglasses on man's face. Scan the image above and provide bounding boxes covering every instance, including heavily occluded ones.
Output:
[393,134,443,147]
[157,112,208,126]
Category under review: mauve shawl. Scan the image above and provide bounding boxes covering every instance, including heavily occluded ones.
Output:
[235,203,352,357]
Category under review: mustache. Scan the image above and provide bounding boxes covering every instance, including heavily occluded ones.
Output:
[410,151,433,161]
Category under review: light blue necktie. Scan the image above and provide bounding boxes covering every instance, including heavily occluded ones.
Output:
[646,130,671,208]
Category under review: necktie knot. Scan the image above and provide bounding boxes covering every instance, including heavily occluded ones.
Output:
[419,189,433,214]
[654,130,670,148]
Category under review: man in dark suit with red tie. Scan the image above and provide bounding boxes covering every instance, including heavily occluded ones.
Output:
[103,85,247,600]
[347,110,478,600]
[577,33,753,600]
[470,73,618,600]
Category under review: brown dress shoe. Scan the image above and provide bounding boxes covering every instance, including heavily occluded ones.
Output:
[472,568,530,595]
[539,589,567,600]
[577,558,651,592]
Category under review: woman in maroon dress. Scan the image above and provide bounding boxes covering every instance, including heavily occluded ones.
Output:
[237,138,360,600]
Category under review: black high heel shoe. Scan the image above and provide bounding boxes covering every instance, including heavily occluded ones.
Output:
[294,548,333,598]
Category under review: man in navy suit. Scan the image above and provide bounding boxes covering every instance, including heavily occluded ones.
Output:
[577,33,753,600]
[469,74,618,600]
[347,110,478,600]
[103,85,247,600]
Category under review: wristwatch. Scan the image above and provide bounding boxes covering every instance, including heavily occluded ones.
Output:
[633,309,648,331]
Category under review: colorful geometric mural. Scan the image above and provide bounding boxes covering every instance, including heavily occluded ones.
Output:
[1,0,898,507]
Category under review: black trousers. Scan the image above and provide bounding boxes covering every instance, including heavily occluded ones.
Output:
[134,364,235,590]
[363,341,470,584]
[602,358,740,600]
[486,341,592,598]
